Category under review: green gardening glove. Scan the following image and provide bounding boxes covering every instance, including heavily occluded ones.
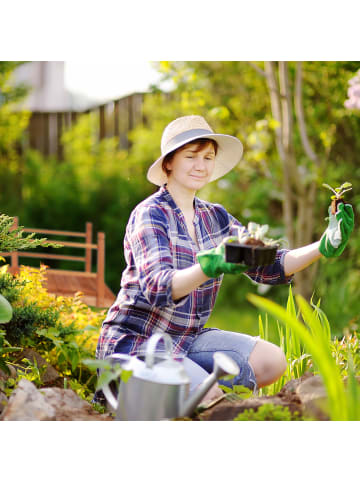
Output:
[319,203,354,258]
[197,240,247,278]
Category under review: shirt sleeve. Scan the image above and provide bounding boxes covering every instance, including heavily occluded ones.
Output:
[227,213,293,285]
[126,205,187,307]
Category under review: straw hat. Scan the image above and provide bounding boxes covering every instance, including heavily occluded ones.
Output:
[146,115,243,186]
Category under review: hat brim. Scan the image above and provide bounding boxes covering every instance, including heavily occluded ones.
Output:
[147,133,243,186]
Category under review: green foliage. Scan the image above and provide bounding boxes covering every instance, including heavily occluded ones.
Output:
[248,290,360,420]
[0,293,12,324]
[4,302,60,347]
[233,403,303,421]
[0,269,27,303]
[83,357,133,391]
[0,62,31,213]
[0,328,21,374]
[0,213,62,252]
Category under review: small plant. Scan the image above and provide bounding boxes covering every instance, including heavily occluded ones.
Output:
[225,223,285,266]
[322,182,352,215]
[233,403,303,421]
[236,222,282,247]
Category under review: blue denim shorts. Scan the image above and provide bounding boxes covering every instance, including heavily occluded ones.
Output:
[185,328,258,392]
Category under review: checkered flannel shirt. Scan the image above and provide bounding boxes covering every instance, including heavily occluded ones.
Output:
[95,185,292,360]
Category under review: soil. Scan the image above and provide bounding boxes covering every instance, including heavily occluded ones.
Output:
[194,373,313,421]
[244,237,266,247]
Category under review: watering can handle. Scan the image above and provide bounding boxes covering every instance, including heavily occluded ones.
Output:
[145,332,173,368]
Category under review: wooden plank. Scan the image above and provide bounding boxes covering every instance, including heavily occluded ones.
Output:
[96,232,105,307]
[56,112,63,160]
[46,269,96,278]
[17,252,85,262]
[22,227,86,237]
[85,222,93,272]
[99,105,105,140]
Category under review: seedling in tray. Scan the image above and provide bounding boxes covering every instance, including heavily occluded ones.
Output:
[225,222,284,267]
[322,182,352,215]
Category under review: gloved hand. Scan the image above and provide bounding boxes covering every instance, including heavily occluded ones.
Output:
[319,203,354,258]
[197,240,247,278]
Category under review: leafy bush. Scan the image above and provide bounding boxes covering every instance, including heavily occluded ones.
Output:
[0,264,106,399]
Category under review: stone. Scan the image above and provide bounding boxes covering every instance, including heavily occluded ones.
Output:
[295,375,330,420]
[1,378,56,421]
[1,378,113,421]
[0,391,8,416]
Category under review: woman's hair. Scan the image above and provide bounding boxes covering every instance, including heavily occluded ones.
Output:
[162,138,218,177]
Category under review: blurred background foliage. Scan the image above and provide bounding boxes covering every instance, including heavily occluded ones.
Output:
[1,61,360,341]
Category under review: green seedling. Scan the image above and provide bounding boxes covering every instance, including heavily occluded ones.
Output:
[322,182,352,214]
[224,222,285,247]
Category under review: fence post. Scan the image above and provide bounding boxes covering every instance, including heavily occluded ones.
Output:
[96,232,105,307]
[99,105,106,141]
[85,222,93,273]
[11,217,19,272]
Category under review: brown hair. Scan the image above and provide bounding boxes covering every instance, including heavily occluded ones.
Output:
[162,138,218,177]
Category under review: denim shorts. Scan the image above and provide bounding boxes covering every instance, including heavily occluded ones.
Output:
[185,328,258,392]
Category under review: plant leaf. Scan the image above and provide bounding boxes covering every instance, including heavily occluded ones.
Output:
[0,294,13,324]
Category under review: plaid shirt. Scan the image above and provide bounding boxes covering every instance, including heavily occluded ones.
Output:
[96,185,292,360]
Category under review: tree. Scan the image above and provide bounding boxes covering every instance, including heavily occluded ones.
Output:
[0,61,31,211]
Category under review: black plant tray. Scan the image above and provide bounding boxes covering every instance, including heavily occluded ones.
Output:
[225,242,278,267]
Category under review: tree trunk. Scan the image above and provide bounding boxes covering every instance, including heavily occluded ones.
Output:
[263,61,321,300]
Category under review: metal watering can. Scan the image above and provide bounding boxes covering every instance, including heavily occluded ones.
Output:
[101,332,240,420]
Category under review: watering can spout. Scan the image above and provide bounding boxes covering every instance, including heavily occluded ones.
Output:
[180,352,240,418]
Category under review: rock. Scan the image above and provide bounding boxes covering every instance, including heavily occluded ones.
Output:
[295,375,330,421]
[0,391,8,415]
[1,378,56,421]
[1,379,113,421]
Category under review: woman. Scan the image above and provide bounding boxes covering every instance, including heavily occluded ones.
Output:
[95,115,354,404]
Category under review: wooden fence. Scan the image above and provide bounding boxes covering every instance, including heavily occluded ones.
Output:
[0,217,116,307]
[24,92,145,160]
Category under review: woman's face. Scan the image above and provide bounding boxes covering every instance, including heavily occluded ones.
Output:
[165,141,216,192]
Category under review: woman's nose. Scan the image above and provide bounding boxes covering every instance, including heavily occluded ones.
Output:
[194,156,206,170]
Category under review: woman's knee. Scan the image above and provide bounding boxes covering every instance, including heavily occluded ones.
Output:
[248,339,287,388]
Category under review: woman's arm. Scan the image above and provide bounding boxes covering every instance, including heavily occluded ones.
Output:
[283,241,322,276]
[172,241,324,300]
[171,264,211,301]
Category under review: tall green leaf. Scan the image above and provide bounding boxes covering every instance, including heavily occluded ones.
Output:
[248,293,348,420]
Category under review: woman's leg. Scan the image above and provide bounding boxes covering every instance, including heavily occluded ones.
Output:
[187,329,286,390]
[248,338,287,388]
